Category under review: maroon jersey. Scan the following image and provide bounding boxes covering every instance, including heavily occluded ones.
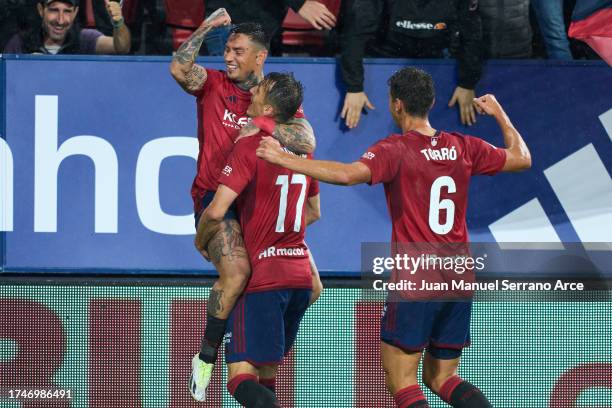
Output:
[359,130,506,244]
[359,130,506,300]
[219,134,319,292]
[191,69,306,208]
[192,69,252,204]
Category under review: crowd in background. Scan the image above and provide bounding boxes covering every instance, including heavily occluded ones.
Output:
[2,0,604,129]
[0,0,601,59]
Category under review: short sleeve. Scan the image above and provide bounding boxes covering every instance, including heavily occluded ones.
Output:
[195,68,225,99]
[465,135,507,176]
[218,140,256,195]
[80,29,103,54]
[358,137,402,185]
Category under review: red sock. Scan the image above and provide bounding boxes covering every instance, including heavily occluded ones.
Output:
[394,384,429,408]
[259,377,276,393]
[227,373,257,395]
[439,375,464,404]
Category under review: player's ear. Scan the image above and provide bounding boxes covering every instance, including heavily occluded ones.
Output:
[37,3,44,17]
[263,103,275,118]
[256,49,268,66]
[393,98,403,114]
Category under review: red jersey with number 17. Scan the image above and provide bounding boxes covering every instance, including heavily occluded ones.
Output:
[192,68,305,207]
[358,130,506,244]
[219,134,319,292]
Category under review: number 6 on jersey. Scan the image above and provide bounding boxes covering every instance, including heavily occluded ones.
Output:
[429,176,456,235]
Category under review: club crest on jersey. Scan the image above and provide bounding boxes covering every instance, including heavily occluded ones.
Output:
[431,138,438,146]
[222,165,232,176]
[223,109,249,129]
[226,95,238,104]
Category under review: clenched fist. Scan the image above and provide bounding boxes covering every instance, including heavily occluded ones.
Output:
[204,8,232,29]
[473,94,505,118]
[256,136,284,165]
[105,0,123,24]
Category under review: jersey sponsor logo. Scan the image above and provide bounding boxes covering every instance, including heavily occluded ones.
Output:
[420,147,457,161]
[395,20,446,30]
[222,165,232,176]
[222,109,249,129]
[361,151,376,160]
[258,246,306,260]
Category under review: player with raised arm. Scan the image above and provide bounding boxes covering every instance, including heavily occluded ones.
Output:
[198,72,320,408]
[256,67,531,407]
[169,9,320,401]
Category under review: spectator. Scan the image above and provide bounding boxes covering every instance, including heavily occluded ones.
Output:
[479,0,532,58]
[531,0,573,60]
[339,0,484,128]
[203,0,337,55]
[3,0,131,54]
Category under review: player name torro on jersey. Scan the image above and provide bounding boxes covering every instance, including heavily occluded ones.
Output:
[420,146,457,161]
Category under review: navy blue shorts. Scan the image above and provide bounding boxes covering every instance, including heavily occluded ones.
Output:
[194,190,239,228]
[381,299,472,358]
[225,289,312,366]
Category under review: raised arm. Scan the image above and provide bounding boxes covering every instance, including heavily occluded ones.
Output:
[95,0,131,54]
[256,137,371,185]
[473,94,531,172]
[169,8,231,95]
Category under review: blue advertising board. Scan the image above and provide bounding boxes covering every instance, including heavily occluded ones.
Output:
[1,56,611,274]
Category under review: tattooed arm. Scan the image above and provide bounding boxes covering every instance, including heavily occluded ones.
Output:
[169,8,231,95]
[274,117,316,154]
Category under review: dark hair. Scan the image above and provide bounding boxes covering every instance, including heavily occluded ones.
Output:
[387,67,435,118]
[261,72,304,124]
[230,22,269,50]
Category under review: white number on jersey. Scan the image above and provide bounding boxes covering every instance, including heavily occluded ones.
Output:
[429,176,456,235]
[275,174,307,233]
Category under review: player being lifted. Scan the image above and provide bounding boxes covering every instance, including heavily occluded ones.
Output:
[169,8,322,401]
[257,67,531,408]
[198,72,320,408]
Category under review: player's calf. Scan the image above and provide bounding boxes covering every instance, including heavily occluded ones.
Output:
[430,375,492,408]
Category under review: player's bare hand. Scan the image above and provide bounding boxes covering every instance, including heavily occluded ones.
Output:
[473,94,504,117]
[256,136,284,164]
[298,0,337,30]
[235,123,261,143]
[204,8,231,29]
[449,86,476,126]
[341,92,375,129]
[104,0,124,24]
[194,237,211,261]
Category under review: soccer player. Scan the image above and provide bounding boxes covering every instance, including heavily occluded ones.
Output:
[198,72,320,407]
[256,67,531,408]
[169,9,320,401]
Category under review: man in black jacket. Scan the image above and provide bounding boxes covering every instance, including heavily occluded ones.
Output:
[339,0,483,128]
[204,0,337,55]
